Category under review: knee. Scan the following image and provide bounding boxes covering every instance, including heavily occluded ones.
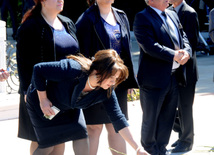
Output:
[87,125,103,137]
[105,123,117,136]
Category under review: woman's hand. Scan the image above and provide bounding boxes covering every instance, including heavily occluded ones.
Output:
[118,127,150,155]
[137,147,150,155]
[40,98,55,116]
[0,69,9,82]
[37,90,55,116]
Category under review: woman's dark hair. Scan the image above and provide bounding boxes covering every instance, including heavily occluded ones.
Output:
[67,49,129,96]
[21,0,42,23]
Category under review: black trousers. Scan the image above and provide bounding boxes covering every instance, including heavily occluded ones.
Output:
[1,0,18,37]
[140,75,179,155]
[173,82,196,145]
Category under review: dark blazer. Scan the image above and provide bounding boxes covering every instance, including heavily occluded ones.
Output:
[16,14,79,95]
[27,59,129,132]
[168,3,199,84]
[75,4,138,89]
[133,6,192,88]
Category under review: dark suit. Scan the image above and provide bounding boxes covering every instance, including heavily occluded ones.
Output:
[168,2,199,147]
[133,6,191,155]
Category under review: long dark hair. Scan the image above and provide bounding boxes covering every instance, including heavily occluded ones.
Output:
[67,49,129,96]
[21,0,42,23]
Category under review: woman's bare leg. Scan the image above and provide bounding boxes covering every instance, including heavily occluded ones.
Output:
[106,123,126,155]
[87,124,103,155]
[50,143,65,155]
[73,138,89,155]
[30,141,38,155]
[33,146,54,155]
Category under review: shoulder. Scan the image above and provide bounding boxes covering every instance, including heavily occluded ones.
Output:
[58,14,73,23]
[112,7,126,15]
[61,59,82,71]
[135,9,146,20]
[17,16,41,37]
[181,3,197,16]
[135,7,152,20]
[76,5,98,24]
[134,7,155,25]
[183,3,196,12]
[18,17,37,31]
[58,14,76,29]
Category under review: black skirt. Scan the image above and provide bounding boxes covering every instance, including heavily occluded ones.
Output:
[83,86,128,124]
[26,96,87,148]
[18,94,37,141]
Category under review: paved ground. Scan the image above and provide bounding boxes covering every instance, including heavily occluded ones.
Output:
[0,32,214,154]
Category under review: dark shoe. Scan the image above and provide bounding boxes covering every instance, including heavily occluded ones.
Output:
[171,141,192,153]
[171,140,179,147]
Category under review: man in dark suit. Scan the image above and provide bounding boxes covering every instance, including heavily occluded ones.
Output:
[168,0,199,153]
[133,0,192,154]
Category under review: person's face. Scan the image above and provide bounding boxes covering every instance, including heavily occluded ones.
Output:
[150,0,169,11]
[42,0,64,14]
[96,0,114,5]
[168,0,176,4]
[100,70,121,90]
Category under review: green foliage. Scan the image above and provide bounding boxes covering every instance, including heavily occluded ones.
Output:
[127,89,140,101]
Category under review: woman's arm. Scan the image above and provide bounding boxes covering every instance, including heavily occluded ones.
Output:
[37,90,55,116]
[103,91,149,154]
[16,20,41,94]
[119,127,149,155]
[32,59,81,91]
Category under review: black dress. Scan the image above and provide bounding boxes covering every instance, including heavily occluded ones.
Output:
[76,5,138,125]
[16,14,79,141]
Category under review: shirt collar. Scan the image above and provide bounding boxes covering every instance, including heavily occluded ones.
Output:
[174,0,185,13]
[150,6,164,17]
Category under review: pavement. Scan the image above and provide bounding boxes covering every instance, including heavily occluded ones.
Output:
[0,31,214,155]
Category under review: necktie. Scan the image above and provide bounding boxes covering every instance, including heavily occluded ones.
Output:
[162,11,180,69]
[161,11,180,50]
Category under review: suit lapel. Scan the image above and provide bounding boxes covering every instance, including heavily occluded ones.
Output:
[165,10,184,48]
[112,8,130,56]
[148,7,177,47]
[148,7,165,27]
[93,6,110,49]
[177,3,186,20]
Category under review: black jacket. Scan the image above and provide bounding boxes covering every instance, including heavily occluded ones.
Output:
[16,14,79,94]
[168,2,199,84]
[133,7,192,88]
[75,4,138,89]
